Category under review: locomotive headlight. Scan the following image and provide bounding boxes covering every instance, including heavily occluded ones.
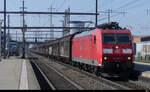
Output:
[122,49,132,54]
[103,49,113,54]
[104,57,107,60]
[128,57,131,60]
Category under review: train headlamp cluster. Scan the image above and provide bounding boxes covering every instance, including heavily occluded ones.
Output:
[122,49,132,54]
[104,48,132,54]
[103,49,113,54]
[104,56,131,60]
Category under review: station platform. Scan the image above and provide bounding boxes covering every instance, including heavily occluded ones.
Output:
[0,57,40,90]
[134,62,150,78]
[0,56,150,90]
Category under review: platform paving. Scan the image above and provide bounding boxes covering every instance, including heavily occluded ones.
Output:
[0,57,40,90]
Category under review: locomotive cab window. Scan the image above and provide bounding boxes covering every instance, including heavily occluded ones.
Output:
[103,33,130,44]
[103,33,115,44]
[116,34,130,44]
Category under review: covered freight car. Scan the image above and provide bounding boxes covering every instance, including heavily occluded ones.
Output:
[59,35,73,61]
[47,34,76,62]
[52,40,60,57]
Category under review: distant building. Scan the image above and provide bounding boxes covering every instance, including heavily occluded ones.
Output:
[63,21,85,36]
[133,36,141,43]
[135,42,150,59]
[133,36,150,59]
[141,36,150,42]
[133,36,150,43]
[69,21,85,34]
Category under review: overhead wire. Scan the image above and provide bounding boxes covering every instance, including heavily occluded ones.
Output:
[100,0,125,11]
[116,0,140,10]
[56,0,66,11]
[100,0,140,13]
[123,0,149,11]
[98,0,150,36]
[98,0,146,22]
[98,0,129,21]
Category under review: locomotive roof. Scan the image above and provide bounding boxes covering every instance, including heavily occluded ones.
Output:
[96,22,126,30]
[74,30,93,38]
[74,22,129,38]
[74,28,130,38]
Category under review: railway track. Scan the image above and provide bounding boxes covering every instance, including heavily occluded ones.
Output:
[27,52,129,90]
[57,59,150,91]
[28,53,84,90]
[29,57,56,90]
[58,62,150,91]
[46,57,130,90]
[28,52,150,91]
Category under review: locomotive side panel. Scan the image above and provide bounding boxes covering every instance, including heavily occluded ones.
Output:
[92,29,103,66]
[72,31,99,66]
[72,36,91,59]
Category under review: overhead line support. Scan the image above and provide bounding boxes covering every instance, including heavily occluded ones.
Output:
[4,0,6,59]
[0,11,99,15]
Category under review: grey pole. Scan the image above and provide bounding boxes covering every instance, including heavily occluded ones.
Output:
[22,0,25,59]
[95,0,98,27]
[4,0,6,59]
[7,15,10,58]
[0,20,3,61]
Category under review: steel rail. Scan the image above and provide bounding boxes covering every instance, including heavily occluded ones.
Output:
[52,59,131,90]
[30,52,131,90]
[45,64,84,90]
[31,59,56,90]
[29,53,84,90]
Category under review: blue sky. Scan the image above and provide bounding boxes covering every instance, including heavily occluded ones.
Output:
[0,0,150,41]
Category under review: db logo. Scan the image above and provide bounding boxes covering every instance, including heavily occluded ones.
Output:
[115,49,120,53]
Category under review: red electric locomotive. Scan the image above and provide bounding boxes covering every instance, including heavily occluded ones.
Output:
[72,22,134,77]
[30,22,134,77]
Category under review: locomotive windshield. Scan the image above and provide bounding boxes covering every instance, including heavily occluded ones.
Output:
[117,34,130,44]
[103,34,115,44]
[103,33,130,44]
